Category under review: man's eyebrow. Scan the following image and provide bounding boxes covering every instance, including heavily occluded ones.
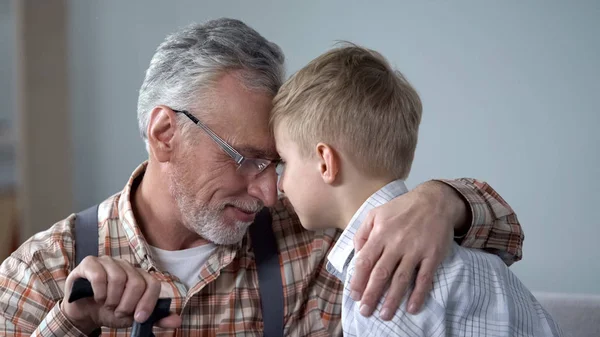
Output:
[236,146,280,160]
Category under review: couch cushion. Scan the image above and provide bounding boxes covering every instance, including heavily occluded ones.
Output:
[533,291,600,337]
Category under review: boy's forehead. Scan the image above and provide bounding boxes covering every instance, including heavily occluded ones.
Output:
[273,124,290,151]
[273,123,288,139]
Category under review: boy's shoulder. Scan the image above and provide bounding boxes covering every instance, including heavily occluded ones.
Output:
[438,243,510,282]
[340,244,541,336]
[446,243,507,266]
[427,244,512,297]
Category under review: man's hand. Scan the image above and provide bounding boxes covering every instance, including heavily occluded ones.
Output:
[350,181,469,320]
[61,256,182,334]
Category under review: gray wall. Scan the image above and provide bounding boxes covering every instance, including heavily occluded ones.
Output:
[0,1,14,121]
[0,0,15,189]
[68,0,600,294]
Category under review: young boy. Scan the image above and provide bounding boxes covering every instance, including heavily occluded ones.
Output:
[270,45,563,336]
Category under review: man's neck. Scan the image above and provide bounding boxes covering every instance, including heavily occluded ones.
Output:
[335,176,395,231]
[132,161,211,251]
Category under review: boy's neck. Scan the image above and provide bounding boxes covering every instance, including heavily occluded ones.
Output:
[334,175,397,231]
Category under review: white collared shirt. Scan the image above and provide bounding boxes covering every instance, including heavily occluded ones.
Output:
[326,180,563,337]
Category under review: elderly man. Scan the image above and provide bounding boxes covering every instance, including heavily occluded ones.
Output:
[0,19,523,336]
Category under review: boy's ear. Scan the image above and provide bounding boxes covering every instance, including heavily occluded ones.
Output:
[316,143,339,185]
[147,105,178,163]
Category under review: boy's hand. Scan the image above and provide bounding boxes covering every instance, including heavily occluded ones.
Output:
[350,180,469,321]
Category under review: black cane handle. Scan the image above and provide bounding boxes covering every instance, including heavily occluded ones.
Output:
[68,277,172,337]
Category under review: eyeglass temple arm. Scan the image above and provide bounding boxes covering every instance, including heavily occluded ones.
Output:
[174,109,244,164]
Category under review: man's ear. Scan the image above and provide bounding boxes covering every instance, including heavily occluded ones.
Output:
[147,105,178,162]
[316,143,340,185]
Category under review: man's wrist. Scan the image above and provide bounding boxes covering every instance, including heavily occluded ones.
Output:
[421,180,471,237]
[59,300,98,335]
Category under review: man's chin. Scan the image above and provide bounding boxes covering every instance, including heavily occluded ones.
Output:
[198,217,253,246]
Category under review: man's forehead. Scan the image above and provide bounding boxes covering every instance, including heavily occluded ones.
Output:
[235,144,279,160]
[209,116,277,159]
[199,71,278,159]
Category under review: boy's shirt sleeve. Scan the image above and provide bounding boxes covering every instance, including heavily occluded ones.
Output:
[435,178,524,266]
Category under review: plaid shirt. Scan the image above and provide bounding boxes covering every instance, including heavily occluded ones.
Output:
[328,180,560,337]
[0,162,523,337]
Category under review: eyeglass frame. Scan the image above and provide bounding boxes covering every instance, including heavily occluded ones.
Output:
[172,109,279,176]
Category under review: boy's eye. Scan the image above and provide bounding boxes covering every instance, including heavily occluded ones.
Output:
[275,161,286,176]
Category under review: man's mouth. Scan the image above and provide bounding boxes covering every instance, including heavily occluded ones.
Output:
[224,204,260,222]
[235,207,256,215]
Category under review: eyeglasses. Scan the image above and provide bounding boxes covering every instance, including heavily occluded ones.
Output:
[173,109,278,176]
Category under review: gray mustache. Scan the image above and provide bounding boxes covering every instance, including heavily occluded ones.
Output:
[222,199,264,213]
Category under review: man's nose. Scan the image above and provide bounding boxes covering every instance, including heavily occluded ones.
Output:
[247,168,278,207]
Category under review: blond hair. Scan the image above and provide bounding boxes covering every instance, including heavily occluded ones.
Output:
[271,44,422,180]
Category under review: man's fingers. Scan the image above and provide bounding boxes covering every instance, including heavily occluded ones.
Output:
[77,256,108,303]
[407,258,436,314]
[133,271,162,323]
[349,240,383,302]
[114,263,147,318]
[379,257,417,321]
[356,247,398,318]
[156,313,183,329]
[97,257,127,309]
[354,212,375,252]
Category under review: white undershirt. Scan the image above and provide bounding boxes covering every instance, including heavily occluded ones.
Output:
[148,243,217,290]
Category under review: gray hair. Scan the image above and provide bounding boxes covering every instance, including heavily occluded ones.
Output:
[137,18,286,150]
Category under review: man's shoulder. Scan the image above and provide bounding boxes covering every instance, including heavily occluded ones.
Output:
[10,192,121,268]
[10,214,77,270]
[267,197,344,335]
[268,196,341,278]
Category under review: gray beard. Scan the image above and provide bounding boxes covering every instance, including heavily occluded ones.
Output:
[168,168,262,245]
